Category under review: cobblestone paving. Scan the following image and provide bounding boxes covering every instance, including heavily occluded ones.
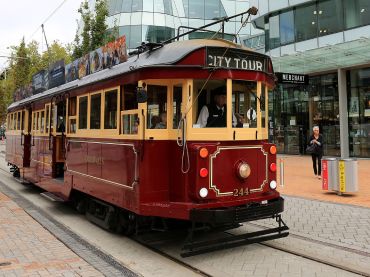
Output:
[261,196,370,253]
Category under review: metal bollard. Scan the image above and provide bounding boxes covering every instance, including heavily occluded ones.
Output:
[279,158,284,187]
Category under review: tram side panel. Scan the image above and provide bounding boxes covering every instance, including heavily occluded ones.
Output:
[5,134,15,165]
[65,139,140,213]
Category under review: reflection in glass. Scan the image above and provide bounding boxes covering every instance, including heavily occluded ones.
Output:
[104,90,118,129]
[163,0,173,15]
[147,85,167,129]
[79,96,88,129]
[232,81,258,128]
[280,10,294,45]
[344,0,370,29]
[189,0,204,19]
[154,0,164,13]
[90,94,101,129]
[122,114,139,134]
[269,15,280,49]
[121,0,133,12]
[295,3,317,42]
[318,0,343,36]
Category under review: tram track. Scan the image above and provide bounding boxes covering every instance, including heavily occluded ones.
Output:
[0,153,367,277]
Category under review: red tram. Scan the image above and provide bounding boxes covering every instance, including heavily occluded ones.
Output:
[6,9,288,256]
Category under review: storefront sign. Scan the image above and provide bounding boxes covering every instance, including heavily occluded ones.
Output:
[276,72,309,85]
[206,47,267,73]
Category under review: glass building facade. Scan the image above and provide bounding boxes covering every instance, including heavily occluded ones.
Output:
[101,0,264,50]
[252,0,370,158]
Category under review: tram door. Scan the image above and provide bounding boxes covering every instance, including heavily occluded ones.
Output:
[53,100,66,179]
[23,108,32,167]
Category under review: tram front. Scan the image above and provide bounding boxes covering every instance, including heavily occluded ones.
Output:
[175,46,288,256]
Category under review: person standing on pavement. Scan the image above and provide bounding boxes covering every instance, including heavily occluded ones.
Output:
[308,126,324,179]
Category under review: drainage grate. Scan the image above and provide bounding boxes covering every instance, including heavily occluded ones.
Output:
[0,262,11,266]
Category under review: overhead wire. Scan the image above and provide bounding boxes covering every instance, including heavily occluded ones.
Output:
[28,0,69,43]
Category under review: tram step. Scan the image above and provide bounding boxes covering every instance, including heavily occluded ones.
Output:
[40,192,66,202]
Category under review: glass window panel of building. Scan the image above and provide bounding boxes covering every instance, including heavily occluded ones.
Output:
[318,0,343,36]
[108,0,123,15]
[279,10,295,45]
[295,3,317,42]
[163,0,173,15]
[348,68,370,158]
[269,14,280,49]
[121,0,133,12]
[154,0,164,13]
[188,0,205,19]
[344,0,370,29]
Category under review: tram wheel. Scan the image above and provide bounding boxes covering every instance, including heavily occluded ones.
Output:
[118,212,136,236]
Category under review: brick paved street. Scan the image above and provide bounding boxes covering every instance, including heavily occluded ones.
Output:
[277,155,370,207]
[0,191,104,277]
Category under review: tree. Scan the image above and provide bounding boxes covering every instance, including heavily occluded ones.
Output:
[12,38,31,89]
[72,0,113,58]
[91,0,109,49]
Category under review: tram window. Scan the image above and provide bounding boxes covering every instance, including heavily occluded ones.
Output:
[232,80,258,128]
[90,93,101,129]
[147,85,167,129]
[17,112,21,130]
[21,110,25,131]
[122,84,138,110]
[40,111,45,133]
[32,113,36,131]
[45,106,50,133]
[173,85,182,129]
[36,112,40,131]
[69,97,77,116]
[122,114,139,134]
[104,89,117,129]
[78,96,88,129]
[56,101,66,133]
[261,84,266,128]
[194,79,227,128]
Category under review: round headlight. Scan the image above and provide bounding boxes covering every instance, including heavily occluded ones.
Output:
[237,162,251,179]
[269,180,277,190]
[199,188,208,198]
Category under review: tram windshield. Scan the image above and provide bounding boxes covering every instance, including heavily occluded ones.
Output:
[193,79,264,129]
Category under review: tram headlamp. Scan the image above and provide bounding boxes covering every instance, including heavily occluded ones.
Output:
[269,180,277,190]
[237,162,251,179]
[199,188,208,198]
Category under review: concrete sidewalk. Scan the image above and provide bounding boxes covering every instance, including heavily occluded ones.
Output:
[277,155,370,208]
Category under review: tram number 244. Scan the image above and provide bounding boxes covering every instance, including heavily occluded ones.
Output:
[233,188,250,197]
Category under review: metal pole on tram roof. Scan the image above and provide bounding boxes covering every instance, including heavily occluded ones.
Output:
[162,6,258,44]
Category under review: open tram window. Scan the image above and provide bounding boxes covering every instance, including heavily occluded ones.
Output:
[90,93,101,129]
[147,85,167,129]
[78,96,88,129]
[173,85,182,129]
[232,80,258,128]
[122,113,139,135]
[104,89,118,129]
[193,79,228,128]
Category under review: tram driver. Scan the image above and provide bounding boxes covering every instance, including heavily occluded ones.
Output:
[197,87,243,128]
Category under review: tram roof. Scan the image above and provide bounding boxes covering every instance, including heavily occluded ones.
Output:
[8,39,267,111]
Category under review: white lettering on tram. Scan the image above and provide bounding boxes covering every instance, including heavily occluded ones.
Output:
[207,55,264,72]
